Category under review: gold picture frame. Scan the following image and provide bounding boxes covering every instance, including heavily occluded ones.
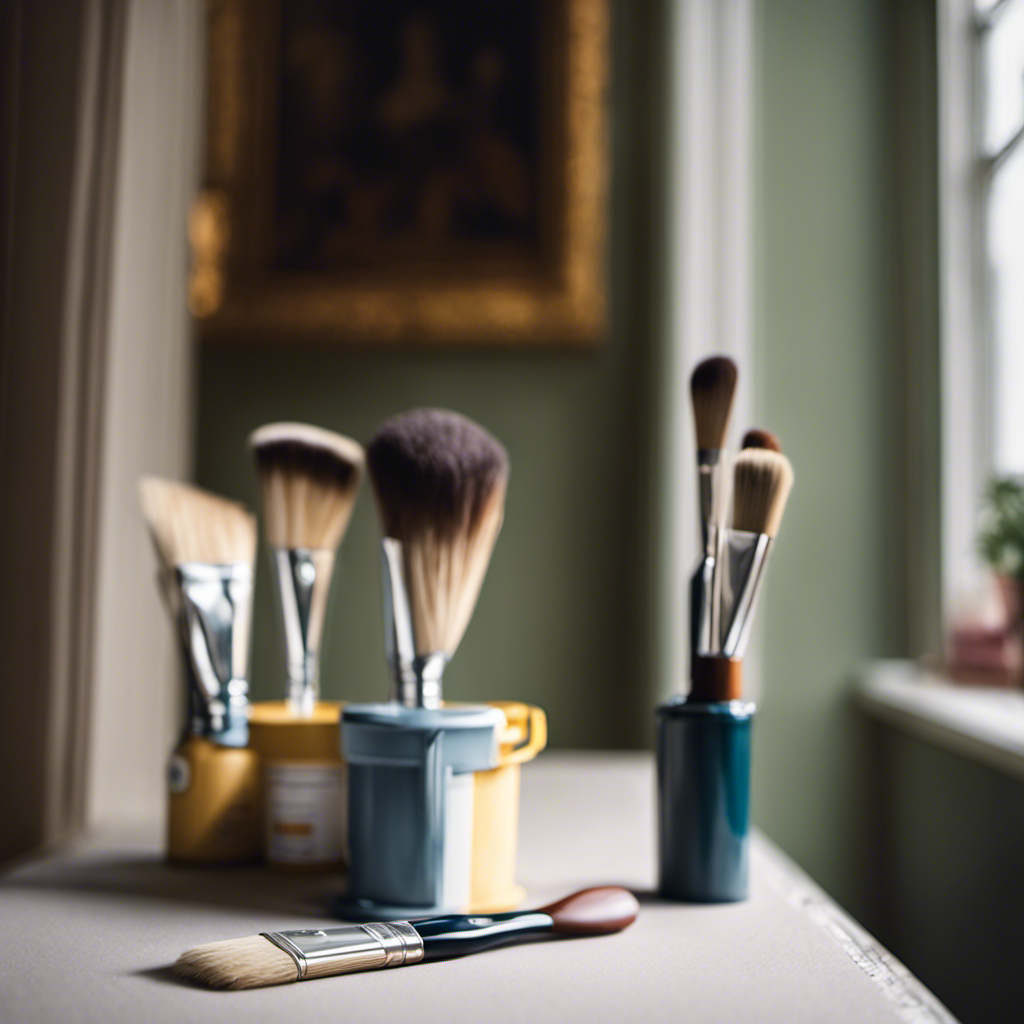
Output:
[192,0,609,345]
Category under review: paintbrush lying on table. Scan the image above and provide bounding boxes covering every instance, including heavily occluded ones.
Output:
[174,887,639,989]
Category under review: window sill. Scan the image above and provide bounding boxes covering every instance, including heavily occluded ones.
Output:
[856,659,1024,779]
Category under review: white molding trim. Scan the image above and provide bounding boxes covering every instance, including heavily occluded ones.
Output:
[937,0,991,617]
[655,0,756,701]
[86,0,201,824]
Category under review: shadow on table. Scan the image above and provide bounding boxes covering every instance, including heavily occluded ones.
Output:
[135,965,196,990]
[2,855,339,916]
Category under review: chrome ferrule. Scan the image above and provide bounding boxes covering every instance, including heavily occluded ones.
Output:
[718,529,774,658]
[381,539,447,709]
[691,550,716,658]
[269,547,336,716]
[261,922,424,981]
[696,450,721,556]
[175,563,253,746]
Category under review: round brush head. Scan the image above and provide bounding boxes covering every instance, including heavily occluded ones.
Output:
[366,408,509,542]
[367,408,509,657]
[690,356,738,451]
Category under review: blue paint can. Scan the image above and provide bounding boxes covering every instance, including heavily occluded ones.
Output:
[656,696,754,902]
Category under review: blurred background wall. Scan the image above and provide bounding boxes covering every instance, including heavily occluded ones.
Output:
[192,0,940,932]
[194,1,662,752]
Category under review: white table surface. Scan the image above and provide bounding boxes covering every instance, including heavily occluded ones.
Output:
[0,751,956,1024]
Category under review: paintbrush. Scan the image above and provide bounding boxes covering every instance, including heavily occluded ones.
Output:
[717,448,794,659]
[174,886,638,989]
[366,408,508,709]
[250,423,364,717]
[137,477,257,742]
[689,357,738,661]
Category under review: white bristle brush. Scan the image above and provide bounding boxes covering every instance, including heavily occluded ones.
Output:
[718,448,794,657]
[250,423,364,552]
[137,477,258,743]
[249,423,365,716]
[137,476,257,576]
[174,887,639,990]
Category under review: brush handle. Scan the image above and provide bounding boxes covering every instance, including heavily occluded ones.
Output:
[413,911,554,960]
[402,884,639,960]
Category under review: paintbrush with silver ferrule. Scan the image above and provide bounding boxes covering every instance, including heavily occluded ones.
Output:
[174,886,638,989]
[138,477,257,746]
[250,424,364,718]
[366,408,508,709]
[717,448,794,658]
[689,356,738,662]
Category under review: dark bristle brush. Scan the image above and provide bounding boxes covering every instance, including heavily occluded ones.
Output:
[174,887,639,989]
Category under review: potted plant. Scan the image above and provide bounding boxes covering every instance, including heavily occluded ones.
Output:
[979,477,1024,611]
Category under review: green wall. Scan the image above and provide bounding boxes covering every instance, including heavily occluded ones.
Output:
[194,0,940,931]
[751,0,938,920]
[195,4,659,750]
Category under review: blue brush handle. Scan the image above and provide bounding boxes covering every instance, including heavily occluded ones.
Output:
[412,911,554,959]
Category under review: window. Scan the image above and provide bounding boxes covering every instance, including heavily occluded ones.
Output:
[979,0,1024,472]
[938,0,1024,609]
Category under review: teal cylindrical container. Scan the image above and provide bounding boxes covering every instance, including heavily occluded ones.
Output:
[656,696,754,902]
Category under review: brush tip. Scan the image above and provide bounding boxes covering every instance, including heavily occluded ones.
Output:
[249,422,365,470]
[741,428,782,453]
[731,448,794,536]
[690,356,738,451]
[249,422,364,549]
[366,408,508,540]
[174,935,298,990]
[136,476,256,567]
[690,355,738,393]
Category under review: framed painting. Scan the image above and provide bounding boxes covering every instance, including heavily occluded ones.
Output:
[191,0,609,345]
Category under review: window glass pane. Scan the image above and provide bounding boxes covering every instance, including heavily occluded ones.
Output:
[982,0,1024,155]
[989,140,1024,472]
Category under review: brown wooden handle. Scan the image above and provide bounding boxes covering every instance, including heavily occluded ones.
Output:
[539,887,639,935]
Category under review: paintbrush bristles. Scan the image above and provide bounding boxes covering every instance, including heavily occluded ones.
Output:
[731,449,794,536]
[174,935,297,990]
[250,423,364,550]
[367,409,509,657]
[690,356,738,451]
[137,477,257,567]
[741,428,782,453]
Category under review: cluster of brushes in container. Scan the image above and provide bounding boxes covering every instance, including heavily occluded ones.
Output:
[689,356,793,701]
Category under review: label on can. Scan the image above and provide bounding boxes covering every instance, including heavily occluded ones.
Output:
[265,762,346,865]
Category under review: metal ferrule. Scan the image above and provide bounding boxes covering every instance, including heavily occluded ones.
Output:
[262,922,424,981]
[696,450,721,555]
[175,563,253,746]
[381,539,447,709]
[718,529,774,658]
[691,550,716,659]
[269,547,336,716]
